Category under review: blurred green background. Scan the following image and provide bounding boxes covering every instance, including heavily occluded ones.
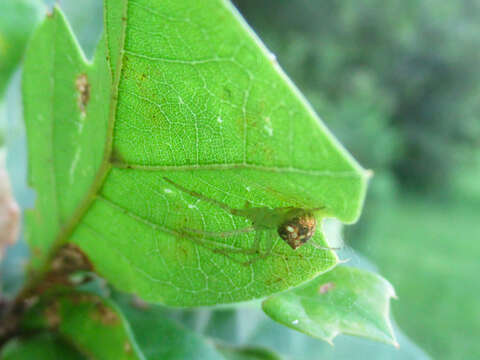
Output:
[1,0,479,359]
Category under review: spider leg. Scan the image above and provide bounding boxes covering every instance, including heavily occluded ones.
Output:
[308,241,341,251]
[179,226,255,238]
[163,177,241,216]
[179,229,292,267]
[179,228,258,254]
[175,231,261,266]
[241,230,275,266]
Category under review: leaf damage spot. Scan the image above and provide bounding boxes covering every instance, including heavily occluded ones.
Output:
[75,73,90,118]
[318,282,336,294]
[92,303,119,326]
[110,147,127,165]
[264,116,273,136]
[44,300,61,328]
[69,148,81,185]
[51,243,94,275]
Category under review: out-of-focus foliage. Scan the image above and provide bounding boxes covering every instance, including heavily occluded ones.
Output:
[356,195,480,360]
[0,0,43,98]
[234,0,480,190]
[1,333,84,360]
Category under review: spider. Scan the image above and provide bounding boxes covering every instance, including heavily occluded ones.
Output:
[163,177,337,265]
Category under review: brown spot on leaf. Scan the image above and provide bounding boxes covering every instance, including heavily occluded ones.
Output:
[124,341,132,353]
[50,243,94,275]
[68,293,97,305]
[93,303,119,326]
[75,73,90,116]
[110,147,127,165]
[44,301,61,328]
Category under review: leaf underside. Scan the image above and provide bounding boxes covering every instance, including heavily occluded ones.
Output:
[23,0,367,306]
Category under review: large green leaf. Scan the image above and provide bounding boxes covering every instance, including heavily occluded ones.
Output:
[22,291,144,360]
[262,266,398,347]
[0,333,85,360]
[0,0,43,97]
[23,1,367,306]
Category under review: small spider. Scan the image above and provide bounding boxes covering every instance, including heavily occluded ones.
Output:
[163,177,336,264]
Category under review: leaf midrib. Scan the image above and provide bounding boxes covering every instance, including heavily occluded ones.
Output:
[111,161,363,178]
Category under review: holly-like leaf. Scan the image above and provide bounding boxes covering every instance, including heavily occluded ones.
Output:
[262,266,398,347]
[22,291,144,360]
[23,1,367,306]
[0,333,85,360]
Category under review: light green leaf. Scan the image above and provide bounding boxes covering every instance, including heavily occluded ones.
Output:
[0,0,44,97]
[0,333,85,360]
[23,1,367,306]
[21,291,144,360]
[23,8,111,271]
[262,266,398,346]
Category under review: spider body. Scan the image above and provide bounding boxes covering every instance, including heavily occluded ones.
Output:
[277,210,316,249]
[162,177,330,264]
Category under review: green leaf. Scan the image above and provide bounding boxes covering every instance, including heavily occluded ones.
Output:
[0,333,85,360]
[0,0,44,97]
[262,265,398,346]
[158,298,429,360]
[23,7,111,271]
[22,291,144,359]
[23,1,367,306]
[217,345,283,360]
[115,295,226,360]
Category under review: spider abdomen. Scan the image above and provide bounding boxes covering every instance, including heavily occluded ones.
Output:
[278,211,316,249]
